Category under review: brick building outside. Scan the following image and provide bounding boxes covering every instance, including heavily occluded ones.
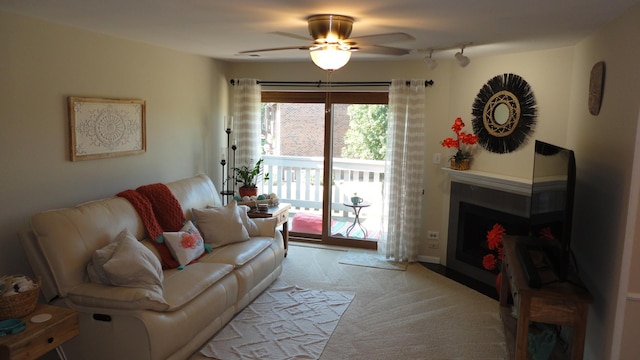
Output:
[262,103,351,157]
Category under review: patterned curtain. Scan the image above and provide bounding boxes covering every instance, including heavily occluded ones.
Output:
[233,79,262,167]
[378,79,426,262]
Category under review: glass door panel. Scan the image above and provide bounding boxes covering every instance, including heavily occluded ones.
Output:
[329,103,386,244]
[260,100,325,239]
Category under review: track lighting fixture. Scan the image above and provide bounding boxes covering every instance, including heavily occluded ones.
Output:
[421,43,471,70]
[454,46,471,67]
[424,50,438,70]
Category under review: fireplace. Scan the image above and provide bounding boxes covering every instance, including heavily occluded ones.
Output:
[446,178,531,288]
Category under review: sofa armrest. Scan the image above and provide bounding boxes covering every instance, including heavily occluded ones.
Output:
[252,217,278,237]
[67,283,169,311]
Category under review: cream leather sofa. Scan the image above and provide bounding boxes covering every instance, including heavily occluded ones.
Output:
[18,174,285,360]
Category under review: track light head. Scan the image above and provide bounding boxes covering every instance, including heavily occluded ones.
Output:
[454,47,470,67]
[424,50,438,70]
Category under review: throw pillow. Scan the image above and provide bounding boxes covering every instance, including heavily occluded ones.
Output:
[236,205,260,237]
[192,202,250,248]
[101,229,164,295]
[87,241,119,285]
[163,221,205,268]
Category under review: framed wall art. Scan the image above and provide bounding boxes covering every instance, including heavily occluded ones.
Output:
[69,97,146,161]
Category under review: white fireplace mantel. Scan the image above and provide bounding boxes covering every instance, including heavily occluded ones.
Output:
[442,168,532,196]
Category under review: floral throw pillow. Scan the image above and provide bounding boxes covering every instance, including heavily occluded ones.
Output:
[163,221,205,268]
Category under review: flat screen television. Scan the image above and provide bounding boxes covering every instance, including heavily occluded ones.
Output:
[517,140,576,287]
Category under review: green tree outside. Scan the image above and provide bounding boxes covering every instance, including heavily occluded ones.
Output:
[342,104,388,160]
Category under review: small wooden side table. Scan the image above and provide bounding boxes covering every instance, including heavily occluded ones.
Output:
[0,304,79,360]
[500,236,592,359]
[248,203,291,256]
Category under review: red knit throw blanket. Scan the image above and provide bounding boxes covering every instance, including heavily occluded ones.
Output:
[117,183,186,269]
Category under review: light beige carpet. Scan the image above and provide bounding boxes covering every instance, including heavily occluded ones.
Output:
[194,244,506,360]
[199,283,354,359]
[338,250,408,271]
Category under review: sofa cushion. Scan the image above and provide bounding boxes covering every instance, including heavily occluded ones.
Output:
[67,282,169,311]
[161,262,235,311]
[163,221,205,268]
[30,197,145,299]
[200,237,273,267]
[192,202,250,248]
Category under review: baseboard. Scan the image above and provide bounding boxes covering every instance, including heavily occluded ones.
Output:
[417,255,440,264]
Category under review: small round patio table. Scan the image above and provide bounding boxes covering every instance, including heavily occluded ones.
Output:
[343,201,370,237]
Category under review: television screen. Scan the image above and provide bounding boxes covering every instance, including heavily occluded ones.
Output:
[518,140,576,286]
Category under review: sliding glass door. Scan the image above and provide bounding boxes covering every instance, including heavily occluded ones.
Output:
[260,92,387,249]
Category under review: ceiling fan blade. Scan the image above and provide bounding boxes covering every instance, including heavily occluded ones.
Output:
[353,45,411,56]
[238,46,311,54]
[271,31,313,42]
[346,32,415,46]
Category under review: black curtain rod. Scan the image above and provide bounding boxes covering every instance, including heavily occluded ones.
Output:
[229,79,434,87]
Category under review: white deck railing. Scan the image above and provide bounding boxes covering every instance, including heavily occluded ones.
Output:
[260,155,385,215]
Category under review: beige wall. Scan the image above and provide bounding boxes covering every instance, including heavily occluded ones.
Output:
[568,4,640,359]
[0,12,227,275]
[2,3,640,359]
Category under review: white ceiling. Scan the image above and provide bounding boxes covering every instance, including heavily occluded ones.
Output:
[1,0,638,62]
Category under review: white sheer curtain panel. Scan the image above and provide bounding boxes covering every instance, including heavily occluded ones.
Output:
[233,79,262,166]
[378,79,427,262]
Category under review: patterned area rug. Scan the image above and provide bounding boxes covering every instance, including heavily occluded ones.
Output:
[199,282,355,360]
[338,251,408,271]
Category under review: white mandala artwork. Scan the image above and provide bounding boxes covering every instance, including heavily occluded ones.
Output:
[69,97,146,161]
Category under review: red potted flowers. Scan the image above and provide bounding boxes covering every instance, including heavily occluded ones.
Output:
[441,117,479,170]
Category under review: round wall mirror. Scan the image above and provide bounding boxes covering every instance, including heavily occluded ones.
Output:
[471,73,537,154]
[493,103,509,125]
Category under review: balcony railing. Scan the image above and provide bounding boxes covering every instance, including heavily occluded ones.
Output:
[260,155,385,215]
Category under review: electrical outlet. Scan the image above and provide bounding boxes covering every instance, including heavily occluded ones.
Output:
[427,231,439,240]
[433,153,441,164]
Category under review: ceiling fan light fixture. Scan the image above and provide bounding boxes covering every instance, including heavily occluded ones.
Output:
[310,46,351,71]
[454,47,471,67]
[307,14,354,42]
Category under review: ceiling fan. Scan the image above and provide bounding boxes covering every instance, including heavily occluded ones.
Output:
[239,14,415,70]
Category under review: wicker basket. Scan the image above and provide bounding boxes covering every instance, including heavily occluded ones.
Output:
[450,159,471,171]
[0,276,40,320]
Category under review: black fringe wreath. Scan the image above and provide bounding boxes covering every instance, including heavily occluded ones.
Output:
[471,73,537,154]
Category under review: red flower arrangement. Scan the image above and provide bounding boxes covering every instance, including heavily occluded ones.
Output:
[441,117,479,162]
[482,223,506,272]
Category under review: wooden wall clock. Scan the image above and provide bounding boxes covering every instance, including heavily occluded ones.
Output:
[471,73,537,154]
[588,61,605,115]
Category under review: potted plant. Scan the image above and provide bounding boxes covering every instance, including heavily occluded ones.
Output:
[441,117,479,170]
[234,158,270,197]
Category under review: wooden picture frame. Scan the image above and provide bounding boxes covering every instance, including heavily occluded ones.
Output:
[69,97,146,161]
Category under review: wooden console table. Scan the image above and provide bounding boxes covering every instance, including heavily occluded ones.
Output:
[248,203,290,256]
[500,236,592,359]
[0,304,78,360]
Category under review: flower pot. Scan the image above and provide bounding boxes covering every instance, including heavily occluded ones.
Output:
[450,158,470,170]
[238,187,258,197]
